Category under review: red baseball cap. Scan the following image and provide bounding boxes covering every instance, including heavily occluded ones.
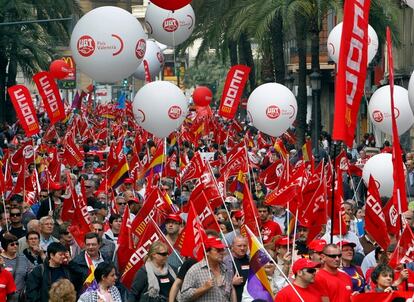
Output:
[205,237,226,249]
[275,236,291,247]
[292,258,321,274]
[233,210,244,219]
[166,213,182,223]
[337,241,356,248]
[128,197,141,204]
[308,239,326,253]
[124,178,134,184]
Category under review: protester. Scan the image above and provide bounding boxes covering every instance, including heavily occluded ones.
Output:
[370,264,397,293]
[26,242,70,302]
[104,214,122,244]
[0,256,16,301]
[38,216,59,251]
[338,241,365,292]
[78,262,122,302]
[257,203,282,245]
[18,219,40,253]
[180,237,235,302]
[129,241,176,302]
[48,279,77,302]
[274,258,321,302]
[164,213,183,271]
[22,230,46,265]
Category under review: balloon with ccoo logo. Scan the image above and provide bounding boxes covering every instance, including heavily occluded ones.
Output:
[133,81,188,138]
[247,83,297,137]
[70,6,147,83]
[145,3,195,46]
[368,85,414,135]
[133,40,165,80]
[327,22,378,65]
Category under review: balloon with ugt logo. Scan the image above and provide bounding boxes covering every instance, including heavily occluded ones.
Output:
[368,85,413,135]
[247,83,297,137]
[133,81,188,138]
[70,6,147,83]
[133,40,164,80]
[145,3,195,46]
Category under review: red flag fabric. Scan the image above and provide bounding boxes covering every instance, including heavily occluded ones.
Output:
[178,151,205,187]
[68,180,91,248]
[189,165,224,210]
[366,176,390,250]
[388,224,414,268]
[220,147,248,178]
[117,206,135,273]
[332,0,371,146]
[218,65,251,119]
[350,292,413,302]
[240,180,260,238]
[62,132,84,167]
[386,27,408,214]
[8,85,40,137]
[330,167,347,236]
[121,219,167,288]
[383,196,400,236]
[258,159,283,190]
[33,71,66,124]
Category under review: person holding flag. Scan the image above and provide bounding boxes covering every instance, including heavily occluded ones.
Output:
[180,237,236,302]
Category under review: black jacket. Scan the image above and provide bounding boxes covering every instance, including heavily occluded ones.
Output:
[25,261,70,302]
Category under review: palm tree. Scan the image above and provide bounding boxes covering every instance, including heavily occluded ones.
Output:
[0,0,81,123]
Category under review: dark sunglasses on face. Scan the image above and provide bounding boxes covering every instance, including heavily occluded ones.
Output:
[117,202,127,206]
[323,253,342,259]
[305,268,317,274]
[9,242,19,247]
[157,252,169,256]
[10,213,21,217]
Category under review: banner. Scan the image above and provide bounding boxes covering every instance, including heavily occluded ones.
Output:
[218,65,250,119]
[332,0,371,146]
[8,85,40,137]
[33,71,66,125]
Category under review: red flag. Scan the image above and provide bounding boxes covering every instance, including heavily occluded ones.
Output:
[218,65,251,119]
[240,180,260,238]
[188,165,223,210]
[121,219,168,288]
[190,191,221,232]
[0,163,5,196]
[177,151,205,187]
[33,71,66,124]
[43,125,58,142]
[386,27,408,214]
[330,167,347,236]
[68,180,91,248]
[388,224,414,268]
[62,132,84,167]
[164,153,178,178]
[8,85,40,137]
[383,196,400,236]
[332,0,371,146]
[366,176,390,250]
[258,159,284,190]
[220,147,248,178]
[117,206,135,273]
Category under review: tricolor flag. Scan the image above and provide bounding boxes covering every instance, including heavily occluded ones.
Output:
[245,226,274,301]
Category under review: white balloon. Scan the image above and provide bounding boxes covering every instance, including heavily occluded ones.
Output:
[368,85,414,135]
[145,3,195,46]
[133,40,164,80]
[247,83,297,137]
[70,6,147,83]
[408,70,414,114]
[327,22,378,64]
[362,153,394,197]
[407,0,414,9]
[133,81,188,138]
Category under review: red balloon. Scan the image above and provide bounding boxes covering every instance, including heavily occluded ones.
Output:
[193,86,213,107]
[49,59,72,79]
[150,0,192,11]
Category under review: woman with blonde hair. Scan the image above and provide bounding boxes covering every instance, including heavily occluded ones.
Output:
[48,279,76,302]
[129,241,176,302]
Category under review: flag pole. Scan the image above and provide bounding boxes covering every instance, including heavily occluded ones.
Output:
[330,142,338,244]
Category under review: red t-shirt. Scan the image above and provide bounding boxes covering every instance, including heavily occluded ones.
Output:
[274,283,322,302]
[261,220,282,243]
[314,269,352,302]
[0,269,16,301]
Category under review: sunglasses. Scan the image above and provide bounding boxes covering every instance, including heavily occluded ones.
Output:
[117,202,127,206]
[85,186,93,188]
[305,268,317,274]
[40,195,49,198]
[9,242,19,247]
[10,213,21,217]
[94,228,103,232]
[157,252,169,256]
[323,253,342,259]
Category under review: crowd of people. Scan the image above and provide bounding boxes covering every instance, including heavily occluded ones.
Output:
[0,112,413,302]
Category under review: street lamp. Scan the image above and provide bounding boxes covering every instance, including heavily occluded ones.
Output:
[309,71,321,152]
[285,73,295,91]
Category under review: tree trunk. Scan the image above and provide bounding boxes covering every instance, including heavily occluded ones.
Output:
[270,15,285,84]
[238,32,256,92]
[228,40,238,66]
[260,37,275,83]
[6,51,17,123]
[0,54,8,123]
[295,14,308,148]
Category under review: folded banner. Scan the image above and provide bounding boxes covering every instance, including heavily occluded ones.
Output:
[332,0,371,146]
[351,291,412,302]
[33,71,66,125]
[218,64,250,119]
[8,85,40,137]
